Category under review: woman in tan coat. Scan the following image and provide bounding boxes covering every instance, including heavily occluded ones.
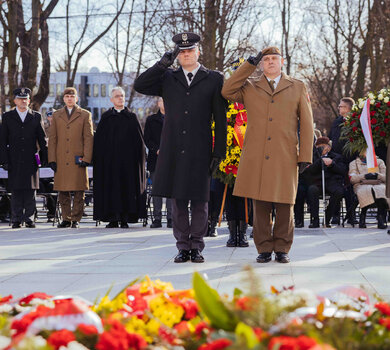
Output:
[349,152,389,229]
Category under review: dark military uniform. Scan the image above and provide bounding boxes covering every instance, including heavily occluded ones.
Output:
[134,33,227,256]
[0,89,47,225]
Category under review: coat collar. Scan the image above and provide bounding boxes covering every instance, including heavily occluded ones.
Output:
[255,72,293,96]
[172,65,209,89]
[59,105,81,124]
[10,108,34,124]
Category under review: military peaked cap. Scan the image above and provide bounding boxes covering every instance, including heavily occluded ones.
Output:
[172,32,201,50]
[262,46,282,57]
[13,87,31,99]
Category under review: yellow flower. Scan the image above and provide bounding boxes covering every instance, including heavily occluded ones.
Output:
[125,316,153,343]
[227,140,232,146]
[149,295,184,328]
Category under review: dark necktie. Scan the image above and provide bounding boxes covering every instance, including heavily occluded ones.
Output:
[187,72,193,82]
[269,79,275,92]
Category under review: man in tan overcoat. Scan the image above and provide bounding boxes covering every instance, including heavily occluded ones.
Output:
[48,87,93,228]
[222,46,314,263]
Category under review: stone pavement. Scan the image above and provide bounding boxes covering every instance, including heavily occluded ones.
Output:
[0,220,389,302]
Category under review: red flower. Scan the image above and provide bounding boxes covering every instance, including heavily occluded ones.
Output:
[234,102,244,110]
[195,321,212,338]
[296,335,318,350]
[198,338,233,350]
[380,131,386,137]
[386,110,390,116]
[388,102,390,107]
[253,327,267,341]
[96,331,128,350]
[371,118,377,124]
[268,336,298,350]
[47,330,76,350]
[349,137,354,142]
[19,292,52,305]
[159,327,179,345]
[379,317,390,330]
[350,120,355,125]
[225,165,238,175]
[376,102,381,108]
[375,302,390,316]
[370,111,376,117]
[352,127,358,132]
[182,299,199,319]
[375,126,380,131]
[0,295,12,304]
[127,333,147,350]
[174,321,191,337]
[77,323,99,335]
[385,118,390,124]
[235,296,253,310]
[352,112,357,117]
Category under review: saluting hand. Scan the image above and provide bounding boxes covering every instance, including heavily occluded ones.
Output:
[158,46,180,68]
[247,50,263,66]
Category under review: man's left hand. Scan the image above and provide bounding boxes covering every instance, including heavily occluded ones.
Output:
[210,157,221,174]
[298,162,310,174]
[79,161,89,168]
[322,158,333,166]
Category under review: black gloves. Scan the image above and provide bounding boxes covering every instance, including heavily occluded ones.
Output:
[247,50,263,66]
[364,173,378,180]
[298,162,310,174]
[79,161,89,168]
[210,157,221,175]
[1,164,9,171]
[158,46,180,68]
[49,162,57,172]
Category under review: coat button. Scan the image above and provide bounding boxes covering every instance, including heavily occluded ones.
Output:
[181,150,185,154]
[186,92,190,96]
[66,162,69,165]
[184,111,188,114]
[269,118,272,121]
[21,149,24,151]
[66,150,69,153]
[265,155,269,160]
[267,137,271,140]
[183,130,186,134]
[67,138,69,141]
[271,100,274,103]
[67,126,70,129]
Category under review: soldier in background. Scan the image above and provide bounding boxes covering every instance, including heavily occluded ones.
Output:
[0,88,47,228]
[144,97,172,228]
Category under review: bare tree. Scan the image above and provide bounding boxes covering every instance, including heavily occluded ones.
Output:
[64,0,126,87]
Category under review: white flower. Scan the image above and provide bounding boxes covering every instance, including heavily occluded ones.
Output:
[368,92,375,100]
[358,100,365,109]
[60,341,90,350]
[0,335,11,349]
[384,97,389,103]
[380,88,386,94]
[16,336,47,349]
[378,93,384,100]
[0,304,12,313]
[370,99,375,105]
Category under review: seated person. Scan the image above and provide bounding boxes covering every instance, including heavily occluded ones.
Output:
[303,136,347,228]
[349,151,388,229]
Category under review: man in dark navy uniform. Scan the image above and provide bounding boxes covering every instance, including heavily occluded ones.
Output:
[134,32,227,263]
[0,88,47,228]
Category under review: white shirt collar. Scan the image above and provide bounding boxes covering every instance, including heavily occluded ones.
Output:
[16,107,28,122]
[182,63,201,86]
[265,74,282,88]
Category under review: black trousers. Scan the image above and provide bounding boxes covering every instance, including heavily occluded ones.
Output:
[172,199,208,251]
[225,186,246,221]
[307,182,344,220]
[11,189,36,223]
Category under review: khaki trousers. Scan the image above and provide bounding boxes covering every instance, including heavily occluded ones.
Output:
[58,191,85,222]
[252,200,294,253]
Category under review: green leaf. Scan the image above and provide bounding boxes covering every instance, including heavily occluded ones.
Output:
[235,321,259,349]
[233,288,243,297]
[192,272,238,331]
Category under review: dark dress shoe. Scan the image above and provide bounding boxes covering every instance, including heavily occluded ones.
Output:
[12,222,21,229]
[120,222,129,228]
[190,249,204,263]
[256,252,272,263]
[150,220,162,228]
[167,219,172,228]
[309,218,319,228]
[209,230,218,237]
[71,221,79,228]
[25,221,35,228]
[174,250,190,263]
[275,252,290,263]
[106,221,119,228]
[295,222,304,228]
[57,221,71,228]
[331,216,340,225]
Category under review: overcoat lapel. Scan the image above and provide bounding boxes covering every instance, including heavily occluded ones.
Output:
[255,75,273,96]
[273,73,293,95]
[189,66,209,88]
[172,68,189,89]
[23,110,35,124]
[69,106,81,124]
